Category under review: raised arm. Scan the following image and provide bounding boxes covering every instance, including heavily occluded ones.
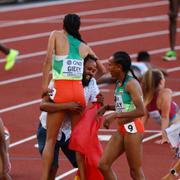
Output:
[158,88,172,143]
[89,47,107,76]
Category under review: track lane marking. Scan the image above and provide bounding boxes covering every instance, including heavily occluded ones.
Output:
[1,14,174,44]
[0,90,179,114]
[1,28,180,65]
[0,1,168,28]
[1,52,180,86]
[0,0,92,12]
[55,132,162,179]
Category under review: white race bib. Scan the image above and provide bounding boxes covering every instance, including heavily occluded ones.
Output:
[124,122,137,133]
[62,59,83,78]
[115,95,125,112]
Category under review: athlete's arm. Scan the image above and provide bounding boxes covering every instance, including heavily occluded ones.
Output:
[141,109,150,126]
[159,89,172,143]
[80,44,107,76]
[88,47,107,77]
[97,73,116,84]
[115,79,145,120]
[42,31,55,96]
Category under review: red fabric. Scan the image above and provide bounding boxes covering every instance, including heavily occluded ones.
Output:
[69,103,104,180]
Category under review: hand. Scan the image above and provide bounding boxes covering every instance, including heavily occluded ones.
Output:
[64,102,83,113]
[160,138,168,144]
[161,130,169,144]
[96,93,104,105]
[96,105,107,117]
[41,88,51,98]
[103,113,117,129]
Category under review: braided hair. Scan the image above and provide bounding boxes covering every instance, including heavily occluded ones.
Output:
[63,14,85,42]
[113,51,139,86]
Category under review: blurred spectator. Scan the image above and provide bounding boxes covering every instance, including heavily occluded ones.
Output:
[132,51,168,79]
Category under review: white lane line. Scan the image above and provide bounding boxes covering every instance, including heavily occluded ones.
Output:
[0,89,179,114]
[102,45,180,64]
[1,44,180,87]
[55,132,162,179]
[89,29,180,47]
[167,67,180,73]
[142,133,161,142]
[0,1,168,28]
[9,135,36,148]
[8,131,161,180]
[0,99,41,113]
[173,91,180,97]
[1,28,180,65]
[1,14,170,44]
[55,168,78,180]
[98,135,111,141]
[0,73,42,86]
[0,0,92,12]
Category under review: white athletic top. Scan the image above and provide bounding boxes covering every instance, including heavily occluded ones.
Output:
[84,77,100,104]
[39,77,100,141]
[132,62,148,76]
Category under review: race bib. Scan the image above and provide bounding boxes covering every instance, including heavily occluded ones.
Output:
[124,122,137,133]
[62,59,83,78]
[115,95,124,112]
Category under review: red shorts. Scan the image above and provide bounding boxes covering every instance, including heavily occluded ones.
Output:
[52,80,86,107]
[119,119,144,136]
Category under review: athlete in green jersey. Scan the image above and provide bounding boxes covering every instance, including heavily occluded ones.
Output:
[97,51,146,180]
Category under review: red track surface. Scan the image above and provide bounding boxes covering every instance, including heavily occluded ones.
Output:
[0,0,180,179]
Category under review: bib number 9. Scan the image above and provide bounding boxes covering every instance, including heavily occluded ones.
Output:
[128,124,133,132]
[124,122,137,133]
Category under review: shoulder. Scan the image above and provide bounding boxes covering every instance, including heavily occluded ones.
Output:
[159,88,172,97]
[79,44,97,59]
[126,77,141,93]
[126,77,140,87]
[49,30,64,39]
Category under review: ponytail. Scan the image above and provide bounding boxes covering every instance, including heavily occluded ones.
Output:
[129,68,139,82]
[63,14,85,43]
[142,69,163,105]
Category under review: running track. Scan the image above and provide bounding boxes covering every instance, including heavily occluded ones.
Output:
[0,0,180,179]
